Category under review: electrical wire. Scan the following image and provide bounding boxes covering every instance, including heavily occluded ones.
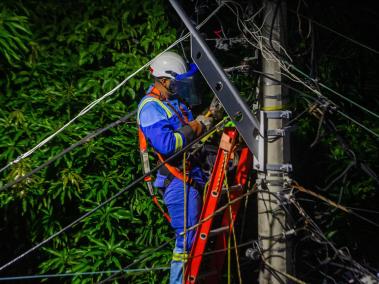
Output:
[223,161,242,284]
[211,4,379,281]
[254,239,287,284]
[256,189,296,230]
[0,118,229,273]
[222,2,379,131]
[288,8,379,55]
[238,185,252,244]
[253,179,377,283]
[336,110,379,139]
[269,0,286,61]
[0,110,137,192]
[101,185,260,283]
[98,239,174,284]
[289,64,379,121]
[182,151,187,284]
[181,185,258,238]
[287,192,379,281]
[227,222,231,284]
[229,7,379,277]
[0,267,170,282]
[251,69,379,139]
[262,259,306,284]
[296,197,379,215]
[292,182,379,229]
[4,1,377,283]
[0,4,225,175]
[104,237,261,284]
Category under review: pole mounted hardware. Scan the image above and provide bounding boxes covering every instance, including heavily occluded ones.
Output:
[169,0,261,166]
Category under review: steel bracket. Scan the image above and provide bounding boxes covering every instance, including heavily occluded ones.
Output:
[267,126,295,137]
[266,163,293,172]
[264,110,292,119]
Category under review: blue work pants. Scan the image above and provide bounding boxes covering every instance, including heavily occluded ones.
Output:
[163,177,203,284]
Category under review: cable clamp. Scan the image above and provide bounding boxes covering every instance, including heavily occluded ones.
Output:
[267,126,295,137]
[283,176,292,188]
[266,163,293,172]
[263,110,292,119]
[283,228,296,238]
[245,247,260,260]
[266,179,284,187]
[255,178,264,186]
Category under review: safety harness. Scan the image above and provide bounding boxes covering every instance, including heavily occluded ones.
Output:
[137,87,201,223]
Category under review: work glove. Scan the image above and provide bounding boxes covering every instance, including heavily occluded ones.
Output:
[188,120,204,137]
[196,115,214,132]
[209,97,224,120]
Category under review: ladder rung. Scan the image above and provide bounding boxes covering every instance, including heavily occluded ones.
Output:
[209,226,229,237]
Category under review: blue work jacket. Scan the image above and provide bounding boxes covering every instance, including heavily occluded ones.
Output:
[137,86,203,188]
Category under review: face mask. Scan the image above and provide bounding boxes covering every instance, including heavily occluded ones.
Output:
[166,63,201,106]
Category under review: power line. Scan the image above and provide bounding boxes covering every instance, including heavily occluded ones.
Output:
[336,110,379,139]
[102,239,259,284]
[0,5,224,175]
[0,267,170,282]
[262,259,306,284]
[98,240,174,284]
[223,0,379,141]
[101,186,259,283]
[296,197,379,215]
[0,110,136,192]
[288,195,378,282]
[223,2,379,124]
[288,8,379,55]
[251,70,379,139]
[0,118,228,273]
[292,182,379,229]
[289,64,379,121]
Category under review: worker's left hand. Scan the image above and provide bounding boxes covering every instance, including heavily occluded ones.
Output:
[209,97,224,120]
[196,115,213,132]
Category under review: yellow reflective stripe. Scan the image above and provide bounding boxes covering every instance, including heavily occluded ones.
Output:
[137,97,173,123]
[172,252,188,262]
[261,104,287,111]
[174,132,183,151]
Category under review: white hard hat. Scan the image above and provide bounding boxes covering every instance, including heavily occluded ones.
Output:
[149,51,187,80]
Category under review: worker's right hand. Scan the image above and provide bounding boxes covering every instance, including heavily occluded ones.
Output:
[196,115,213,131]
[188,120,204,137]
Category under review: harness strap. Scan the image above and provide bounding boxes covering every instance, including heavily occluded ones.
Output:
[139,128,171,223]
[138,87,198,223]
[152,196,171,223]
[165,100,188,126]
[150,86,189,125]
[156,152,193,184]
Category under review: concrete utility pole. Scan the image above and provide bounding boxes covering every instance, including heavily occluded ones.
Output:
[258,0,291,283]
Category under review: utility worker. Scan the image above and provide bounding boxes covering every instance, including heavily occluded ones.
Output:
[137,51,212,284]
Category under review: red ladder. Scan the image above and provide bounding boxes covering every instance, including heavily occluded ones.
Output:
[185,127,253,283]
